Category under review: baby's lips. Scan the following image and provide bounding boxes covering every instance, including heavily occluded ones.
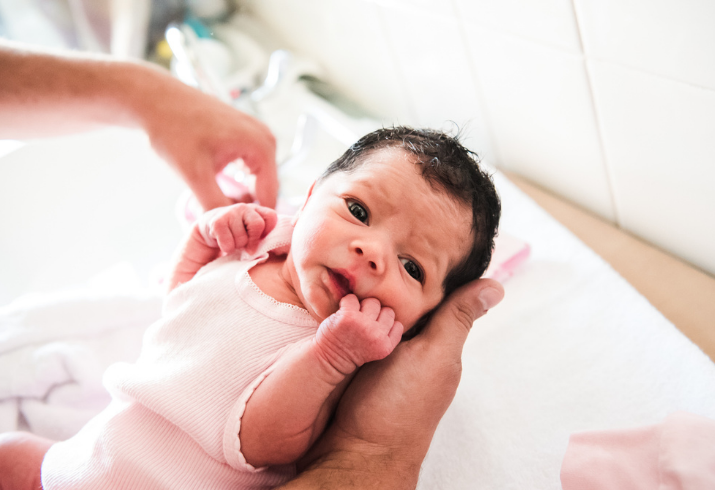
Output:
[332,268,356,293]
[328,268,353,298]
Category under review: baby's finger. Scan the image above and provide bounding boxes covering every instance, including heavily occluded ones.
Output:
[387,321,404,350]
[254,206,278,238]
[213,220,237,254]
[359,298,381,321]
[243,208,267,251]
[375,307,395,329]
[339,294,360,312]
[196,209,219,247]
[227,209,249,250]
[198,223,218,248]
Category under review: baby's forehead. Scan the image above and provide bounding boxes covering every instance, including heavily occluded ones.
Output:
[342,154,473,274]
[352,148,472,217]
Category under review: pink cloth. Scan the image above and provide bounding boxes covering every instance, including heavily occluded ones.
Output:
[42,216,319,489]
[561,412,715,490]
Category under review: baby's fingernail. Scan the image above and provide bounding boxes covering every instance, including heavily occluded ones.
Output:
[478,287,502,311]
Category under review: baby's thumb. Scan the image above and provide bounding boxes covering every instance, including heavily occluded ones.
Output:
[419,279,504,354]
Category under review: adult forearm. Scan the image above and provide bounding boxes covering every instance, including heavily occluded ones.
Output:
[0,40,165,138]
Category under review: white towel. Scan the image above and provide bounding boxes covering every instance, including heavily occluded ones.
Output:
[0,271,162,439]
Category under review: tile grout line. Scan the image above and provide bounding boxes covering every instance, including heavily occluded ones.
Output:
[569,0,622,227]
[586,55,715,95]
[458,15,715,96]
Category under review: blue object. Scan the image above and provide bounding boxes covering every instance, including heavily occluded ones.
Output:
[184,15,213,38]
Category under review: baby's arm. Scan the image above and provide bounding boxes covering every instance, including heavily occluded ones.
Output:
[240,295,404,467]
[167,203,277,291]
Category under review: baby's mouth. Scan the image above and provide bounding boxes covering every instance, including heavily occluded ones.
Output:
[328,268,352,298]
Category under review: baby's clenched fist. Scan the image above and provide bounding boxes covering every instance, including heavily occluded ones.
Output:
[197,203,277,255]
[314,295,404,375]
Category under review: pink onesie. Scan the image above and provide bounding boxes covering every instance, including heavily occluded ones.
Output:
[41,216,319,489]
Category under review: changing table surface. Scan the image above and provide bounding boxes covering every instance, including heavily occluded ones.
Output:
[506,171,715,363]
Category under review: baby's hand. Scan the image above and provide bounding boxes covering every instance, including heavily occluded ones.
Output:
[314,295,404,375]
[197,203,277,255]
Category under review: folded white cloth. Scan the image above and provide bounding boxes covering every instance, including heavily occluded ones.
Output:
[0,284,161,439]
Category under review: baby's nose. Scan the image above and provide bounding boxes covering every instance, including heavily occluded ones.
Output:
[354,242,386,275]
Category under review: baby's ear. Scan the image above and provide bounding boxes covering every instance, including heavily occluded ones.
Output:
[292,180,317,225]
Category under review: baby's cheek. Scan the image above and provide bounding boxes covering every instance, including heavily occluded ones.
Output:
[401,296,444,338]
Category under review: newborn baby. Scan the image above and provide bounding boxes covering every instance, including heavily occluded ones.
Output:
[5,126,501,489]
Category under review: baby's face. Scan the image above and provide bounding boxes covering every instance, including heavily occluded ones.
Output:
[285,147,473,332]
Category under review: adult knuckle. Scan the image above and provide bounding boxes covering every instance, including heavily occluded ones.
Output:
[450,301,476,330]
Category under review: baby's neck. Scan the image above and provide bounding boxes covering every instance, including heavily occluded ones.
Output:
[248,254,304,308]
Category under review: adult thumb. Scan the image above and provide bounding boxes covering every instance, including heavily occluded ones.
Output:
[189,170,234,211]
[418,278,504,355]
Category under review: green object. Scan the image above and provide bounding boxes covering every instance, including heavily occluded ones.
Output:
[184,15,213,38]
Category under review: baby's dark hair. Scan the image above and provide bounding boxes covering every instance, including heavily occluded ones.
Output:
[319,126,501,337]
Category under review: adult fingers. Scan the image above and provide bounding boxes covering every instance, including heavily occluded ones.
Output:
[187,164,233,212]
[251,161,279,209]
[240,131,278,209]
[417,278,504,357]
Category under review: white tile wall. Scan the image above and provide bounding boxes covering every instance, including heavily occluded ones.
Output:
[244,0,715,275]
[590,60,715,274]
[367,0,455,19]
[248,0,413,124]
[574,0,715,90]
[378,6,494,160]
[462,24,615,220]
[454,0,582,53]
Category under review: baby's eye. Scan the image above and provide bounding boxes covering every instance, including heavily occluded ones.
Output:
[347,199,368,224]
[401,258,423,282]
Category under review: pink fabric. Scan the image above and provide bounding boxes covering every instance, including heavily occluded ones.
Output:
[42,216,319,490]
[561,412,715,490]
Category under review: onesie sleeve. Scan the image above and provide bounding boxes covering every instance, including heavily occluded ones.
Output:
[222,339,310,471]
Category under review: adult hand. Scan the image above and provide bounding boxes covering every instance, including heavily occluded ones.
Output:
[278,278,505,489]
[138,74,278,210]
[0,42,279,210]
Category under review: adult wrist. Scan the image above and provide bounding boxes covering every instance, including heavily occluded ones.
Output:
[106,60,171,132]
[281,445,422,490]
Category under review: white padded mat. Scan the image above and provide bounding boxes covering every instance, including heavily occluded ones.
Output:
[419,172,715,489]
